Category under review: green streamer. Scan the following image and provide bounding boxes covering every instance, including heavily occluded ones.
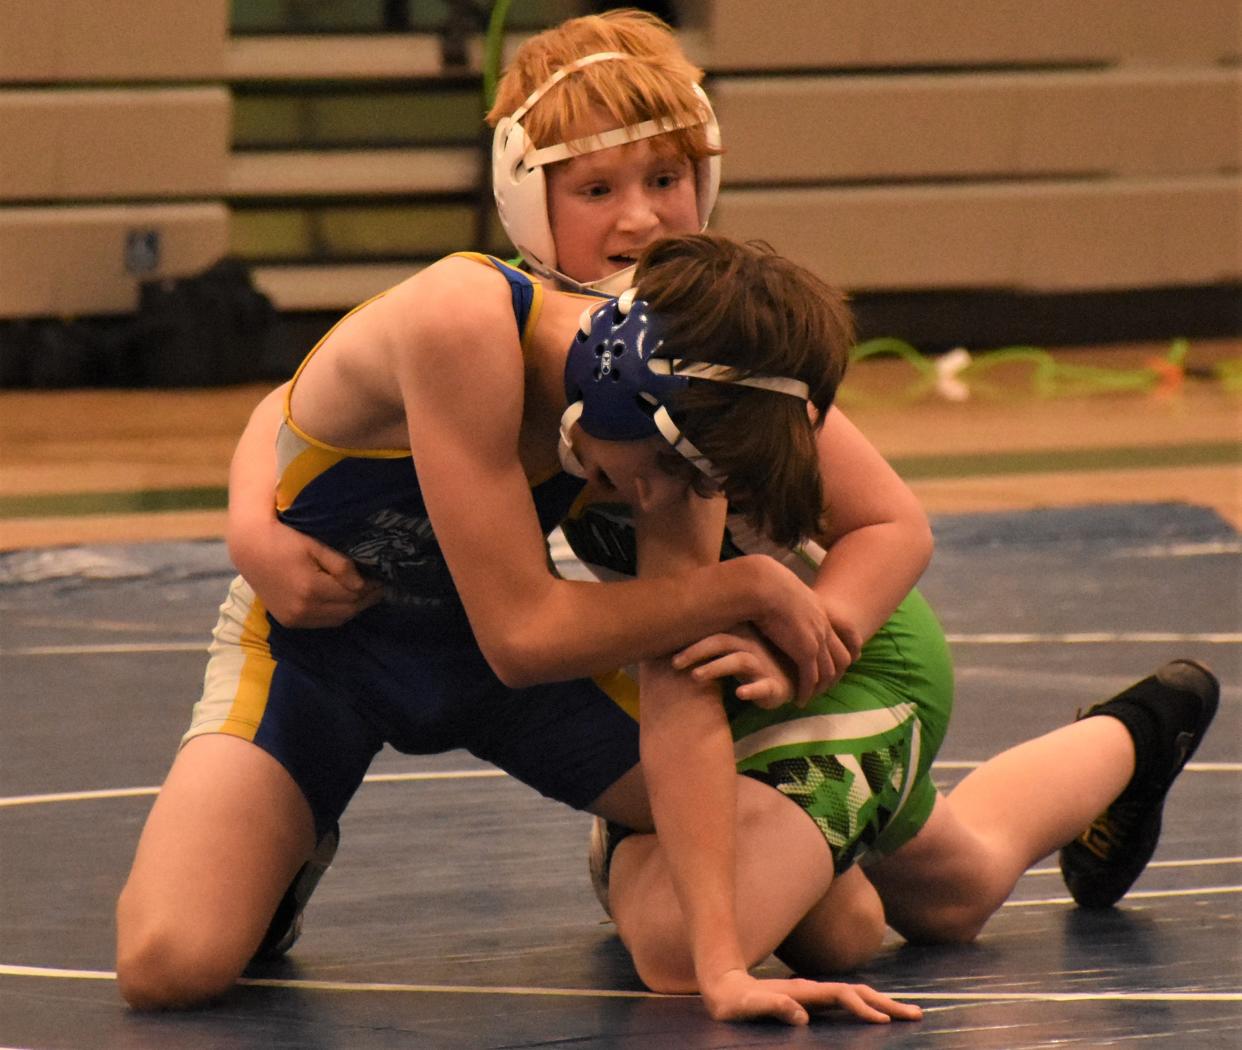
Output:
[845,338,1238,401]
[483,0,513,110]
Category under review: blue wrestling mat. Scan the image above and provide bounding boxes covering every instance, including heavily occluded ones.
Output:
[1,501,1238,1049]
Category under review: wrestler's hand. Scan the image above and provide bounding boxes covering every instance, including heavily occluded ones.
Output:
[746,558,852,703]
[701,970,923,1027]
[820,595,865,670]
[672,625,796,709]
[232,518,382,628]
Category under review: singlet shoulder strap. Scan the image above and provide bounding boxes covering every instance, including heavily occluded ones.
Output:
[448,251,545,353]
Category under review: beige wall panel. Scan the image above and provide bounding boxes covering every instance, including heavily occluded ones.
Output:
[0,0,227,82]
[1012,71,1239,177]
[681,0,1239,70]
[714,185,1026,289]
[0,89,230,201]
[226,34,446,81]
[1232,67,1242,171]
[1123,0,1241,64]
[714,70,1239,182]
[0,204,229,318]
[228,148,476,198]
[715,76,1017,182]
[712,176,1241,291]
[1015,179,1241,289]
[252,263,428,312]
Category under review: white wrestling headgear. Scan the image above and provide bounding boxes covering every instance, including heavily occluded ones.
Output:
[492,51,721,295]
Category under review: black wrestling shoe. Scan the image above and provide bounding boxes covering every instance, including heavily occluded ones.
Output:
[253,823,339,960]
[1059,660,1219,909]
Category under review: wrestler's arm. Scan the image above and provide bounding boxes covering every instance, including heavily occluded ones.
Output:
[632,494,749,998]
[634,494,920,1026]
[808,405,933,646]
[676,406,932,699]
[394,258,831,692]
[227,384,380,627]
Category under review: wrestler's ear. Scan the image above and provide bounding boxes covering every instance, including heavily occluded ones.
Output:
[633,473,660,514]
[634,470,687,514]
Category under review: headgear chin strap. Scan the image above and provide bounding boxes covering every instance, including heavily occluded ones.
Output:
[559,289,810,484]
[492,51,721,294]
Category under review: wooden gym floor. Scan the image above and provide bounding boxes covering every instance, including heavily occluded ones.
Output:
[1,340,1238,550]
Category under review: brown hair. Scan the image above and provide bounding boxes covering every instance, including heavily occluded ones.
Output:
[486,9,716,165]
[633,235,854,546]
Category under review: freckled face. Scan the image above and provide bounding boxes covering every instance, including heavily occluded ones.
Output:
[545,135,700,285]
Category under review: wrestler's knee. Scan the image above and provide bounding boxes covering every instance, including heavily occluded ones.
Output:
[612,874,698,994]
[890,895,993,946]
[826,875,887,970]
[116,890,246,1010]
[622,913,698,993]
[777,866,887,976]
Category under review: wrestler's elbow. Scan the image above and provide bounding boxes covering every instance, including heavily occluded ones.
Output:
[489,656,540,690]
[476,588,601,687]
[911,516,934,574]
[477,630,548,689]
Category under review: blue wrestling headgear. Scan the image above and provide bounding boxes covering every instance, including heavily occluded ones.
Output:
[559,289,811,483]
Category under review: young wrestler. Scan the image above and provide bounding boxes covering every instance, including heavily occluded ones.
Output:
[552,239,1219,1019]
[560,234,936,1022]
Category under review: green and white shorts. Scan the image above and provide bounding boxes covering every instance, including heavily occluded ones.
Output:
[725,587,953,873]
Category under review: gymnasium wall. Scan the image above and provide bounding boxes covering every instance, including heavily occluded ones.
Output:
[0,0,231,319]
[690,0,1241,295]
[0,0,1238,368]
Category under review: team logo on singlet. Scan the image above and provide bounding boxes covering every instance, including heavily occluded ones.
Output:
[349,508,461,610]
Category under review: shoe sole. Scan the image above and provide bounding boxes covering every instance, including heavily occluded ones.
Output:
[1144,660,1220,794]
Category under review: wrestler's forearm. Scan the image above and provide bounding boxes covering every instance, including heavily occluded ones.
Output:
[484,554,819,689]
[808,406,933,648]
[633,495,749,988]
[639,659,747,989]
[812,516,932,646]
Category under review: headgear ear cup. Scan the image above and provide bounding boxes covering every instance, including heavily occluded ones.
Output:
[492,52,628,275]
[491,54,722,281]
[691,83,721,231]
[492,113,559,272]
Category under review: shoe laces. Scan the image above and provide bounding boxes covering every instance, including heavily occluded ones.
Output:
[1078,799,1145,861]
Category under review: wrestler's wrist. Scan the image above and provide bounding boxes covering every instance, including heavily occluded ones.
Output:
[718,555,778,625]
